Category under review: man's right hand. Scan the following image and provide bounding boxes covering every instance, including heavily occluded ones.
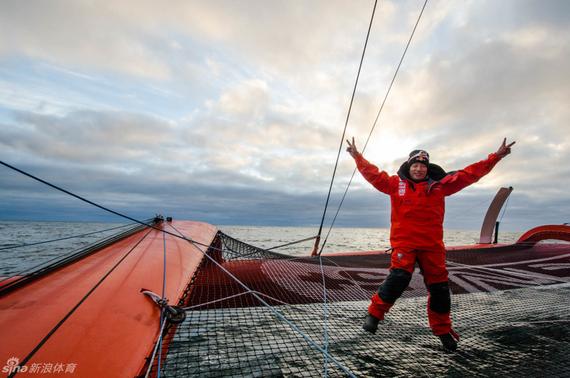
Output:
[346,137,360,158]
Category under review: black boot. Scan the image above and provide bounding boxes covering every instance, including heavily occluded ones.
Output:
[438,333,458,351]
[363,314,380,334]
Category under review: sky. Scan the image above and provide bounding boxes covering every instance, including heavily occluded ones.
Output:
[0,0,569,232]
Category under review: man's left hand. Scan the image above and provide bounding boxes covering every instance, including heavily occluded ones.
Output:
[496,138,516,158]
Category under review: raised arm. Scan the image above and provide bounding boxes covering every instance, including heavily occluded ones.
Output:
[347,137,393,195]
[442,138,515,196]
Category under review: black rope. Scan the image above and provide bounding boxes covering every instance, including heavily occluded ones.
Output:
[312,0,378,255]
[318,0,429,255]
[0,222,136,251]
[0,160,157,229]
[9,228,153,377]
[0,160,214,248]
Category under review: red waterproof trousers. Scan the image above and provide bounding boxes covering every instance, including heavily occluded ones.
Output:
[368,247,451,335]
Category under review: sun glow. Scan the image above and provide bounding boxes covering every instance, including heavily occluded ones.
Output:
[361,131,420,169]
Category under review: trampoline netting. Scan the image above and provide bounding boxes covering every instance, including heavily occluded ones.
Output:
[146,232,570,377]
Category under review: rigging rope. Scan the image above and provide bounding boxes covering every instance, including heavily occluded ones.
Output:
[318,0,429,255]
[312,0,378,256]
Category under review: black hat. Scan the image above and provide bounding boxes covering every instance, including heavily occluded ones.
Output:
[407,150,430,166]
[397,150,449,183]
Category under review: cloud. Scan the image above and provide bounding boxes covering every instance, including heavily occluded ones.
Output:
[1,0,570,231]
[0,1,171,80]
[1,110,176,164]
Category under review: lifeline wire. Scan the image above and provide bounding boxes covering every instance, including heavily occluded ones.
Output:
[319,0,429,255]
[314,0,378,254]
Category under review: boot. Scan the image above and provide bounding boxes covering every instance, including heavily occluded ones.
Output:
[438,333,458,351]
[363,314,380,334]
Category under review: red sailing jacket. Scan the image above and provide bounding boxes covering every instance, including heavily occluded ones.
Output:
[355,153,501,249]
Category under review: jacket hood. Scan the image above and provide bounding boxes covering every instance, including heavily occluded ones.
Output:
[397,161,449,184]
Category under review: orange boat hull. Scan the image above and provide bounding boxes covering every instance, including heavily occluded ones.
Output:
[0,221,216,377]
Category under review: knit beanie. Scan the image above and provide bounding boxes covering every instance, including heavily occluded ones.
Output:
[407,150,430,166]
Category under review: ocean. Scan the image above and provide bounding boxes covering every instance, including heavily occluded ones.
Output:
[0,221,521,277]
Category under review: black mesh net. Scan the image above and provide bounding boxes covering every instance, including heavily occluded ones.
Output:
[145,232,570,377]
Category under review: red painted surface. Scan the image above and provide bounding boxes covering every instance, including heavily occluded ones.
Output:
[0,221,217,378]
[517,224,570,245]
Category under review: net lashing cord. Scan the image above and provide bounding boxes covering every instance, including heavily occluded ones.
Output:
[1,160,358,376]
[318,0,429,255]
[314,0,379,254]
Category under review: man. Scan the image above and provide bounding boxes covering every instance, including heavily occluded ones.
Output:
[346,137,515,351]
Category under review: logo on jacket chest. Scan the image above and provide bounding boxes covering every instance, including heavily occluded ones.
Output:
[398,180,406,196]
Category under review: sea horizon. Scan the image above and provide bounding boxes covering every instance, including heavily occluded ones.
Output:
[0,220,523,277]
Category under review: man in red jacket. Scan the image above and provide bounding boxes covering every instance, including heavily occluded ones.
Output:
[346,138,515,351]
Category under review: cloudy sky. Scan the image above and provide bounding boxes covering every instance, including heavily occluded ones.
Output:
[0,0,569,232]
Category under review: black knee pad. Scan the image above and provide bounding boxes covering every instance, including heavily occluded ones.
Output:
[378,268,412,304]
[428,281,451,313]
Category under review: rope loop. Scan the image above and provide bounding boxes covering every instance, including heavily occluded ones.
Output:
[141,289,187,324]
